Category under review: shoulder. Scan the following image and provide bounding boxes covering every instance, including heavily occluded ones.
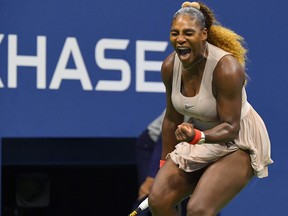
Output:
[213,55,246,91]
[162,51,175,72]
[161,52,176,85]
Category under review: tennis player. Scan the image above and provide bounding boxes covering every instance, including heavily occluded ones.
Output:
[148,2,273,215]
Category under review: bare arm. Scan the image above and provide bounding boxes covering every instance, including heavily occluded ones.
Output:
[204,55,246,143]
[161,52,184,159]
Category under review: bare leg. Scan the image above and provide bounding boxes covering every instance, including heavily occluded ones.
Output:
[186,149,254,216]
[148,159,205,216]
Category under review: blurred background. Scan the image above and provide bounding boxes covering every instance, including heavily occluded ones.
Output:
[1,0,287,215]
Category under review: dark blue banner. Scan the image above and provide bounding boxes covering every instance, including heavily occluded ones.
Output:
[0,0,177,137]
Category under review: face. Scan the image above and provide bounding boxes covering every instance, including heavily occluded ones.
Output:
[170,14,207,64]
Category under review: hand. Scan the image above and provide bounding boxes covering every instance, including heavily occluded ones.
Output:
[175,122,195,142]
[138,176,154,201]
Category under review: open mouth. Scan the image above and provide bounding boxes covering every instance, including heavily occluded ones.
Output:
[177,47,191,58]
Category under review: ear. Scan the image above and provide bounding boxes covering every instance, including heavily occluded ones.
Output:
[201,28,208,41]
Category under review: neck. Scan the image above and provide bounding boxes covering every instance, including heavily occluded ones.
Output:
[182,43,207,71]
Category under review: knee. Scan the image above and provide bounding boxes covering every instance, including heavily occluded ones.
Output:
[186,201,216,216]
[148,189,164,211]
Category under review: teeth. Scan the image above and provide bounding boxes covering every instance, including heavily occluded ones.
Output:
[178,47,188,50]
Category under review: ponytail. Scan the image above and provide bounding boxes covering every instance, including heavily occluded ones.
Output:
[198,2,248,67]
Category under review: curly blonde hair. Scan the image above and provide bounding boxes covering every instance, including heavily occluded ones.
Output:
[199,2,247,67]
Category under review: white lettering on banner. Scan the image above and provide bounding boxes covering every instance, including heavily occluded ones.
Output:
[49,37,93,90]
[8,34,46,89]
[0,34,168,93]
[136,40,167,92]
[0,34,4,88]
[95,38,130,91]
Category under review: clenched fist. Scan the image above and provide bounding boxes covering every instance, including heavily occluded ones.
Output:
[175,122,195,143]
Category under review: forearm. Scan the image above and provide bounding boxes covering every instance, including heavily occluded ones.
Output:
[204,122,240,144]
[161,118,181,159]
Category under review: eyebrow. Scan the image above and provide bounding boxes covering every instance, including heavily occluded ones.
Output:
[170,28,196,33]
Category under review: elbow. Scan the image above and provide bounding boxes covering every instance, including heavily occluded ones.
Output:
[227,123,240,141]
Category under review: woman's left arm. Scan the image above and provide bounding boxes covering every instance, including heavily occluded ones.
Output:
[205,55,246,143]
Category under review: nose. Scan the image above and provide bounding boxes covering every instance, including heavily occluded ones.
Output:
[176,35,186,44]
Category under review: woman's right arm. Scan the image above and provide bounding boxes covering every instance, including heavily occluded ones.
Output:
[161,52,184,159]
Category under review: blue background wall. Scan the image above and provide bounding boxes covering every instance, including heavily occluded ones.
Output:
[1,0,287,215]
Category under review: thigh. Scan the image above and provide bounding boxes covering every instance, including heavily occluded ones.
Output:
[188,149,254,212]
[150,158,204,205]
